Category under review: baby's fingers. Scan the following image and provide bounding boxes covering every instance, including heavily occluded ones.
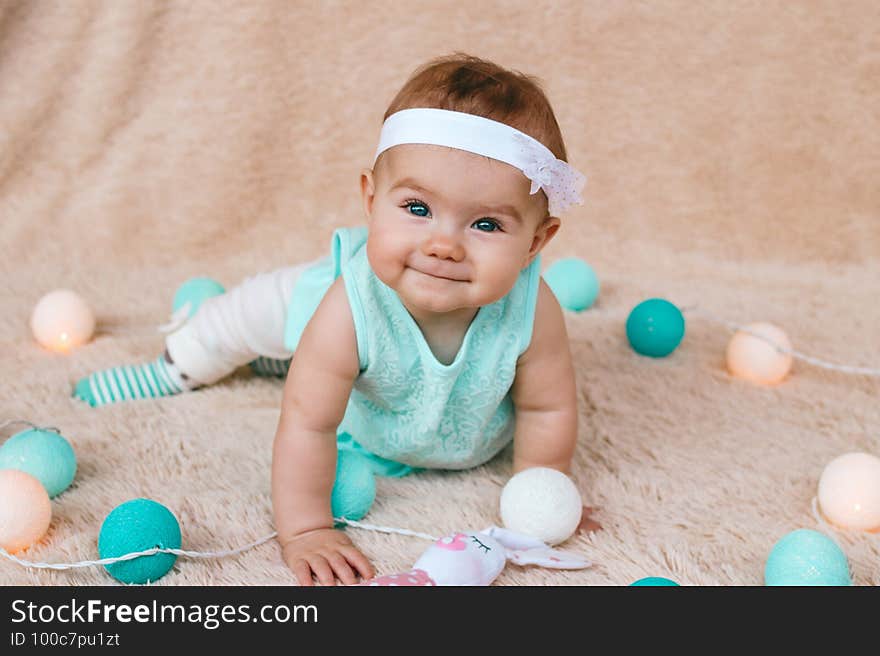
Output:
[291,559,316,587]
[307,555,337,586]
[325,551,358,586]
[341,546,375,581]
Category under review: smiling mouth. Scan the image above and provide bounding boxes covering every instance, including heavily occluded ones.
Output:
[408,266,467,282]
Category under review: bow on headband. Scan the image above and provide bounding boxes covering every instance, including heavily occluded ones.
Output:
[513,133,587,217]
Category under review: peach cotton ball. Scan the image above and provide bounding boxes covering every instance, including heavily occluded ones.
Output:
[0,469,52,553]
[817,453,880,532]
[500,467,582,545]
[725,322,793,385]
[30,289,96,352]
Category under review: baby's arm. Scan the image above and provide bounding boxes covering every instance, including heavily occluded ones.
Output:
[510,280,579,474]
[271,277,373,585]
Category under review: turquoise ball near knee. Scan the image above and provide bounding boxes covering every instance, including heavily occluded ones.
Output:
[625,298,686,357]
[543,257,600,312]
[172,277,225,318]
[630,576,680,586]
[0,428,76,498]
[98,499,182,584]
[764,529,851,586]
[331,451,376,523]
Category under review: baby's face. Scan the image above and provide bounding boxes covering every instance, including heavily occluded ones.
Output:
[361,144,557,316]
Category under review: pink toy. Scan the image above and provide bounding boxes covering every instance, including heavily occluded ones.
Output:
[360,525,591,586]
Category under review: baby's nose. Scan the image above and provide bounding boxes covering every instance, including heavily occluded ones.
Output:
[421,230,465,261]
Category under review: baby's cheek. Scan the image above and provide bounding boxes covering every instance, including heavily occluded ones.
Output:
[474,267,521,305]
[365,236,401,277]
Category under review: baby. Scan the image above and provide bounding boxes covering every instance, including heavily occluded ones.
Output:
[73,53,587,585]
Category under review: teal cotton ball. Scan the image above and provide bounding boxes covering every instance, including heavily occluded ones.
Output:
[172,277,225,318]
[625,298,686,357]
[543,258,600,312]
[331,451,376,523]
[98,499,182,584]
[764,529,851,586]
[630,576,680,586]
[0,428,76,498]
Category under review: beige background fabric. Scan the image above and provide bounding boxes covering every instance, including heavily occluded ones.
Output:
[1,0,877,585]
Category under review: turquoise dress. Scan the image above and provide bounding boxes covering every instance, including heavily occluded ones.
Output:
[283,226,542,476]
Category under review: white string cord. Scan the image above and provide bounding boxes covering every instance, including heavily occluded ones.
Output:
[0,517,437,572]
[335,517,438,542]
[0,534,279,571]
[0,420,61,435]
[0,420,62,447]
[680,304,880,377]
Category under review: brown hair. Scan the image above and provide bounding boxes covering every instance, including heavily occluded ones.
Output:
[382,53,568,163]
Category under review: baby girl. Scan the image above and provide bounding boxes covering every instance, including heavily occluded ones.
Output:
[73,53,587,585]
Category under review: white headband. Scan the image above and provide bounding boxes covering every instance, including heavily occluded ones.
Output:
[373,108,586,216]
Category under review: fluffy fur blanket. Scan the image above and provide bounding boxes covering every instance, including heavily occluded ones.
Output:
[1,0,877,585]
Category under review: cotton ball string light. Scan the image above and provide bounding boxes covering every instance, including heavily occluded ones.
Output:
[817,452,880,532]
[0,428,76,498]
[499,467,582,545]
[630,576,679,586]
[98,498,182,584]
[543,257,600,312]
[30,289,95,352]
[173,277,225,319]
[331,451,376,524]
[0,469,52,553]
[764,529,851,586]
[726,322,793,385]
[625,298,686,358]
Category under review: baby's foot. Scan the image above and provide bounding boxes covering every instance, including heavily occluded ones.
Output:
[73,350,195,407]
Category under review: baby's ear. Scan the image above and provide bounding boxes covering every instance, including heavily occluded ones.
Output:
[360,168,376,219]
[526,216,561,264]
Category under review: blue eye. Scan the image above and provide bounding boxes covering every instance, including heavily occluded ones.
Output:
[403,200,430,217]
[472,219,501,232]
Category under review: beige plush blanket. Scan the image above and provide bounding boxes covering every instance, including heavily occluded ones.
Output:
[1,0,877,586]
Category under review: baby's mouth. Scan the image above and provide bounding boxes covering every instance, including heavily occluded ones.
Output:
[407,265,468,282]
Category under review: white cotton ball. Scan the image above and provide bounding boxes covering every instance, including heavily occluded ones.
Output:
[30,289,95,352]
[500,467,583,545]
[818,452,880,531]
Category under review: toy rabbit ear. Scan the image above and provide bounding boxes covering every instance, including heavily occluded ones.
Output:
[481,525,548,551]
[506,547,591,570]
[158,303,191,334]
[480,526,591,570]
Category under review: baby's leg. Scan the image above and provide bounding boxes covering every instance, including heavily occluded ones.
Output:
[249,355,291,378]
[72,350,194,407]
[164,263,304,385]
[73,264,306,407]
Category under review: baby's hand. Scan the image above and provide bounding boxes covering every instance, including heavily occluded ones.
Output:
[280,528,374,586]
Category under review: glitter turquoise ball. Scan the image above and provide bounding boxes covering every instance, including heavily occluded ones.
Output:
[625,298,686,357]
[630,576,680,586]
[543,258,600,312]
[764,529,851,586]
[172,277,225,318]
[98,499,182,584]
[331,451,376,524]
[0,428,76,498]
